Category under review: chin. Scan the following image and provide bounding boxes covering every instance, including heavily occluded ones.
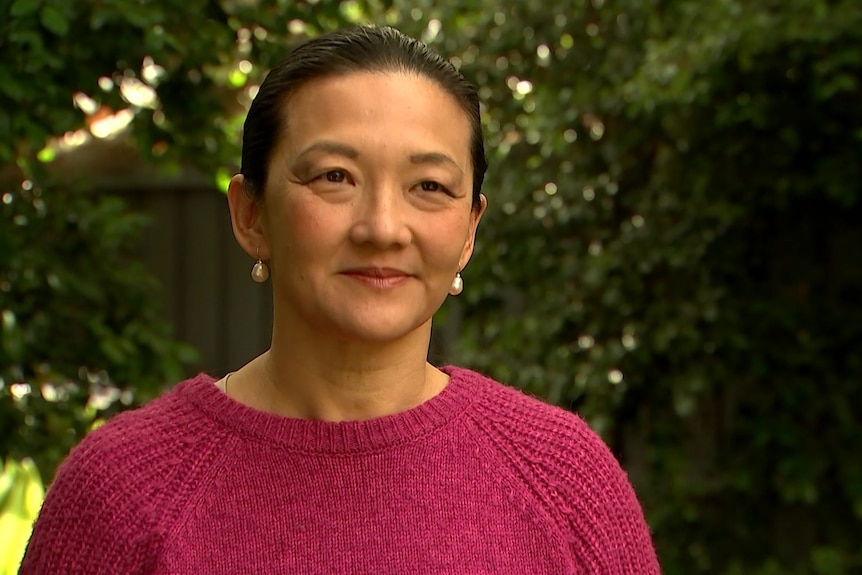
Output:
[330,313,432,344]
[341,325,425,344]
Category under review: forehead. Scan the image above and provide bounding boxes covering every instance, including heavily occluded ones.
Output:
[277,71,473,161]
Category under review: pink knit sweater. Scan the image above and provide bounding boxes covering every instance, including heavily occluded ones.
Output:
[21,367,660,574]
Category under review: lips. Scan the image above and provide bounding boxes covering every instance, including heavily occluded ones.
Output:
[340,267,412,288]
[342,267,410,277]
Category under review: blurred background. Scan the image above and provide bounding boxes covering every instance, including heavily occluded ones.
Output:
[2,0,861,573]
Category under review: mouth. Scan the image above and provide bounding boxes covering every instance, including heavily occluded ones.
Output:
[339,267,413,288]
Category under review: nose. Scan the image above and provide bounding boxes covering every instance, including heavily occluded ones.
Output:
[348,184,411,248]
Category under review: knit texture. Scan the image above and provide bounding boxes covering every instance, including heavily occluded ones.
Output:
[20,367,660,574]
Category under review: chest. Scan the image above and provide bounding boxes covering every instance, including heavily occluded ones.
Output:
[157,443,573,574]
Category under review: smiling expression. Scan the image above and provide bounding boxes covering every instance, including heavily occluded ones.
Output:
[245,72,485,344]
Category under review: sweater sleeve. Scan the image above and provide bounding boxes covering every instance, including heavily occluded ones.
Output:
[471,383,661,574]
[19,423,160,575]
[555,423,661,574]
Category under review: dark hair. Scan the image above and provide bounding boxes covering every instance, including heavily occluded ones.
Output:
[240,25,487,210]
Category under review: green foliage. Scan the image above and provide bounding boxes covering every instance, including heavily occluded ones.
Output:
[0,0,390,170]
[0,459,43,575]
[0,179,198,478]
[2,0,860,573]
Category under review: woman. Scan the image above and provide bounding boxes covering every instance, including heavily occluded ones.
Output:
[21,26,660,574]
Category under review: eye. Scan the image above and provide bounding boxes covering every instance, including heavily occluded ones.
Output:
[324,170,347,183]
[419,181,444,192]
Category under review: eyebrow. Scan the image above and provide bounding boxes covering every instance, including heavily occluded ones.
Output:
[409,152,464,176]
[294,141,360,162]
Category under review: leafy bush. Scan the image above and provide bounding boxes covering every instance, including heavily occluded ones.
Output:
[0,178,197,479]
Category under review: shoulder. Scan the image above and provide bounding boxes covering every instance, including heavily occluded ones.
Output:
[451,366,608,461]
[21,374,228,574]
[59,374,224,491]
[452,367,661,574]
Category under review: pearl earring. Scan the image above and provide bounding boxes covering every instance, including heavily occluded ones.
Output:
[449,272,463,296]
[251,250,269,283]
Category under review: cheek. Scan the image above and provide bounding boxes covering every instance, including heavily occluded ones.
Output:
[419,214,472,267]
[269,196,340,258]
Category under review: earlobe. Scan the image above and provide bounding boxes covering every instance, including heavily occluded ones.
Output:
[227,174,268,259]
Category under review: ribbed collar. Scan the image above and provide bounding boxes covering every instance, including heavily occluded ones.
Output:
[177,366,483,454]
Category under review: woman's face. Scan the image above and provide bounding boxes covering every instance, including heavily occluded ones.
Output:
[251,71,484,343]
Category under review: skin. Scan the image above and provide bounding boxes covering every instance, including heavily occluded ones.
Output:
[227,71,486,421]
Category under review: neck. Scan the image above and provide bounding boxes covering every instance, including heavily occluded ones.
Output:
[234,319,447,422]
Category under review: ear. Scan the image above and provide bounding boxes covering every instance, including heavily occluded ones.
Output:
[458,193,487,270]
[227,174,269,259]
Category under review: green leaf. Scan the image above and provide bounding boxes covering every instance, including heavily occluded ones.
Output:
[39,5,69,36]
[0,68,27,102]
[10,0,42,17]
[0,459,44,574]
